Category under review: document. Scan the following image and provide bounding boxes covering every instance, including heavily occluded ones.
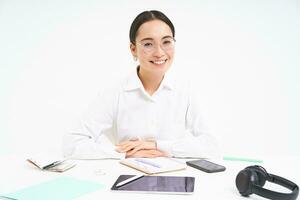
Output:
[120,157,186,174]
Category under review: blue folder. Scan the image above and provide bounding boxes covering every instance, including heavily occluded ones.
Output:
[2,176,105,200]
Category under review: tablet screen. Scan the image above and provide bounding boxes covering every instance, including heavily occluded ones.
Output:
[111,175,195,194]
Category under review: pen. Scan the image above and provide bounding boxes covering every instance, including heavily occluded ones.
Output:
[42,160,64,170]
[134,158,161,168]
[223,156,263,163]
[116,174,144,187]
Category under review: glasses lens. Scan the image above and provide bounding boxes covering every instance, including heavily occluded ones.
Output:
[141,41,154,53]
[161,38,175,51]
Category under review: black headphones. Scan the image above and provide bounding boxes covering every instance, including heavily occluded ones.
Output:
[236,165,299,200]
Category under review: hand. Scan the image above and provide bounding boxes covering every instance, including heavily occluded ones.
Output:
[116,139,156,155]
[126,149,167,158]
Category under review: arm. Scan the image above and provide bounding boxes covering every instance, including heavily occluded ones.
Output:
[62,90,125,159]
[156,86,221,159]
[116,139,167,158]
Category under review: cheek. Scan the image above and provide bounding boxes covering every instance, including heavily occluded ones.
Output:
[167,51,174,60]
[137,51,149,61]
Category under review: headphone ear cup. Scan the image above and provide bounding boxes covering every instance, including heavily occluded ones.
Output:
[236,169,253,196]
[253,167,268,187]
[246,166,267,187]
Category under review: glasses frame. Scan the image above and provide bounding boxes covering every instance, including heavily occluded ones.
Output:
[135,37,176,54]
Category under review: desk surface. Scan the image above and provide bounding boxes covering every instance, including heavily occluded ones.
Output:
[0,154,299,200]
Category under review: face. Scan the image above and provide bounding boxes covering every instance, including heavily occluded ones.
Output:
[130,20,175,76]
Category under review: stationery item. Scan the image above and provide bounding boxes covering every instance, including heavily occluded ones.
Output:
[2,177,105,200]
[27,154,76,172]
[116,174,144,187]
[223,156,263,163]
[120,157,186,174]
[45,161,76,172]
[111,175,195,194]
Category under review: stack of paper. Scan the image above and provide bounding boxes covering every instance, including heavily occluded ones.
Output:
[120,157,187,174]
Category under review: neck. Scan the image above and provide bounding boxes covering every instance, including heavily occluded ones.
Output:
[138,67,164,96]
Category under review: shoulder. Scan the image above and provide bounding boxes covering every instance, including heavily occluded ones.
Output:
[167,67,192,95]
[95,69,135,100]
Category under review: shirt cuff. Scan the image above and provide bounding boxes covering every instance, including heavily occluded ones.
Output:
[156,140,174,156]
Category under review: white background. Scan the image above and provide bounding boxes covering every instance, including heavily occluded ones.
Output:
[0,0,299,157]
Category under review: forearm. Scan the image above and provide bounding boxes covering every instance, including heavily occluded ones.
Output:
[63,133,125,159]
[157,131,221,159]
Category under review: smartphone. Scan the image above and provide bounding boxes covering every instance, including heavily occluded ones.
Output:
[186,159,226,173]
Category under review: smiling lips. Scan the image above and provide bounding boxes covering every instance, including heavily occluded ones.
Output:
[151,59,167,65]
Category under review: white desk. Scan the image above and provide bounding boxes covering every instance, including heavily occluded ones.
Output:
[0,154,299,200]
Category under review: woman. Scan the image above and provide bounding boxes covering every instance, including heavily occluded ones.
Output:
[63,10,220,159]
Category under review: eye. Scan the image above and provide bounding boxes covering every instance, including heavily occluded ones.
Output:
[143,42,153,48]
[163,40,172,44]
[162,39,173,46]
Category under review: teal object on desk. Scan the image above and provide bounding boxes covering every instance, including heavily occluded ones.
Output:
[3,176,104,200]
[223,156,263,163]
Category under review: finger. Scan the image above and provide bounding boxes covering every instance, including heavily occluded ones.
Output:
[120,143,142,153]
[121,142,141,152]
[144,151,162,158]
[127,149,160,158]
[128,144,145,155]
[117,138,140,146]
[116,146,131,153]
[130,140,155,154]
[127,149,152,158]
[126,149,135,157]
[148,150,166,157]
[115,144,128,152]
[117,141,139,152]
[126,149,142,158]
[116,140,132,147]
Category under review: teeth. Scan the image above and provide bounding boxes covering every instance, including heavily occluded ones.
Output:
[153,60,166,65]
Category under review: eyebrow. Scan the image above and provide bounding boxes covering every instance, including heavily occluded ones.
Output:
[140,35,173,42]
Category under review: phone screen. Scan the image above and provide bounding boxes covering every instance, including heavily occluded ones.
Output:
[186,159,226,173]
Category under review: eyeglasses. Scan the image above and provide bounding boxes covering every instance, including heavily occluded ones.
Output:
[136,37,176,54]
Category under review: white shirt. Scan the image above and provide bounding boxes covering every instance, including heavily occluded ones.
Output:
[63,68,220,159]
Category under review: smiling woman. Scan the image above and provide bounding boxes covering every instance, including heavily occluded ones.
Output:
[129,11,176,95]
[63,10,220,159]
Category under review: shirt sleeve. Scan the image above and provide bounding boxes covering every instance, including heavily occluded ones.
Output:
[62,89,125,159]
[156,84,221,159]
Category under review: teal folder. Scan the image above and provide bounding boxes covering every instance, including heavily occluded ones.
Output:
[3,176,105,200]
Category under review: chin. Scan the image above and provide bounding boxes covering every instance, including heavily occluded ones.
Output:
[152,64,170,74]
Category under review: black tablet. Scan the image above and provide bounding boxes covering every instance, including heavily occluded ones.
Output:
[111,175,195,194]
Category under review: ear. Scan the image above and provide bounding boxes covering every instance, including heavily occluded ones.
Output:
[130,43,137,58]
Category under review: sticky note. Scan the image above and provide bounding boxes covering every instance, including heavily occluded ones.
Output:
[3,176,104,200]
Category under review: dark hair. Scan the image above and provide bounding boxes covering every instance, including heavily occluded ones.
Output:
[129,10,175,44]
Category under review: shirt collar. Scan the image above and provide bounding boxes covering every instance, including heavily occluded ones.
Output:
[124,67,175,91]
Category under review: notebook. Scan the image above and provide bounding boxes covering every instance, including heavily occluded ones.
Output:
[27,154,75,172]
[111,175,195,194]
[119,157,187,174]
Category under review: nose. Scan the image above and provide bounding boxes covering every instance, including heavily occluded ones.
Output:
[152,44,165,57]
